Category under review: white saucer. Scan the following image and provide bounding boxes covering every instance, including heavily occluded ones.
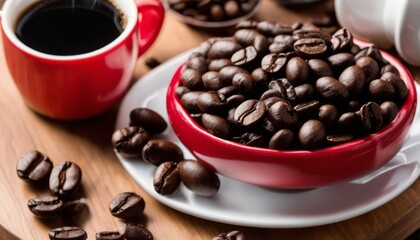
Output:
[114,51,420,228]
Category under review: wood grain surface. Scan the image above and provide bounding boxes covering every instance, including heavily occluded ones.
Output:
[1,1,420,239]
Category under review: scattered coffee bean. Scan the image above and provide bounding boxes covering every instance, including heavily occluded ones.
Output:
[109,192,145,220]
[178,160,220,196]
[49,226,87,240]
[27,196,63,218]
[119,222,153,240]
[153,162,181,195]
[212,230,246,240]
[112,126,151,158]
[49,161,82,199]
[142,139,184,166]
[145,57,161,69]
[129,108,167,134]
[96,231,124,240]
[16,150,53,183]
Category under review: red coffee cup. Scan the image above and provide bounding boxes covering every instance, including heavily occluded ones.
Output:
[1,0,164,120]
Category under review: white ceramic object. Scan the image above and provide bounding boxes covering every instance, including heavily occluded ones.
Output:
[335,0,420,66]
[114,51,420,228]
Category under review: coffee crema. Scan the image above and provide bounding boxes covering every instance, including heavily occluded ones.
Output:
[15,0,124,55]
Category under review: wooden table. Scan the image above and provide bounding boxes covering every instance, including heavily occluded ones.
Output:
[1,1,420,239]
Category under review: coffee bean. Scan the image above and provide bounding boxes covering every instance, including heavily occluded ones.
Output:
[381,72,408,103]
[178,160,220,196]
[269,129,295,150]
[331,28,353,51]
[234,99,266,127]
[298,119,326,149]
[338,112,360,130]
[61,199,88,216]
[142,139,184,166]
[268,78,296,102]
[27,196,63,218]
[355,56,379,82]
[231,46,258,67]
[181,91,204,112]
[49,226,87,240]
[187,56,207,74]
[251,67,268,83]
[208,39,242,60]
[261,53,287,73]
[129,108,167,134]
[326,134,354,145]
[338,65,366,95]
[219,66,248,86]
[209,59,232,71]
[112,127,151,158]
[294,38,328,59]
[234,29,269,53]
[145,57,161,69]
[119,223,153,240]
[226,94,247,107]
[224,0,239,17]
[109,192,145,220]
[380,101,399,124]
[180,68,203,90]
[318,104,338,125]
[95,231,124,240]
[286,57,310,86]
[202,71,226,91]
[175,86,190,99]
[347,100,363,112]
[212,230,246,240]
[232,72,254,93]
[294,100,321,120]
[16,150,53,183]
[381,64,400,77]
[153,162,181,195]
[202,113,232,139]
[268,101,297,129]
[315,77,349,102]
[49,161,82,198]
[359,102,383,132]
[257,21,294,36]
[233,132,266,147]
[369,79,395,102]
[307,59,334,78]
[294,83,315,101]
[328,52,355,74]
[197,91,228,114]
[356,45,388,66]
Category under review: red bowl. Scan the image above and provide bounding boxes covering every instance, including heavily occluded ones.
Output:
[166,49,417,189]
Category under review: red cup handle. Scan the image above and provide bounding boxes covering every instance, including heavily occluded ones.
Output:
[134,0,165,56]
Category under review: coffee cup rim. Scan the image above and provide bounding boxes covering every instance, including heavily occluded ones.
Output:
[1,0,137,61]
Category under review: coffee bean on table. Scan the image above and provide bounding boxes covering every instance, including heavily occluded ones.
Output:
[178,160,220,196]
[153,162,181,195]
[27,196,63,218]
[129,108,167,134]
[16,150,53,183]
[95,231,124,240]
[49,161,82,199]
[112,126,151,158]
[49,226,87,240]
[212,230,246,240]
[109,192,145,220]
[142,139,184,166]
[119,222,153,240]
[144,57,161,69]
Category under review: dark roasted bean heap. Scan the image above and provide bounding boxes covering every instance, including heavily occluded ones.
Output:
[176,20,408,150]
[168,0,259,22]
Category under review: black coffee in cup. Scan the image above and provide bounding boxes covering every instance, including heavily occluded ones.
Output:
[15,0,124,55]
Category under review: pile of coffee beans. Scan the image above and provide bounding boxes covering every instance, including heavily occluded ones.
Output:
[168,0,259,22]
[112,107,221,196]
[175,20,408,150]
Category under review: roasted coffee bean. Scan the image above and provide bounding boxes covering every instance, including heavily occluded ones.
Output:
[232,133,266,147]
[292,30,331,43]
[285,57,310,86]
[202,71,225,91]
[234,29,269,53]
[208,39,242,59]
[153,162,181,195]
[268,101,297,129]
[27,196,63,218]
[218,85,237,97]
[251,67,268,83]
[210,4,224,21]
[338,112,360,130]
[120,223,153,240]
[186,56,207,74]
[269,41,292,54]
[145,57,160,69]
[236,20,258,29]
[260,89,282,101]
[202,113,232,139]
[355,56,379,82]
[129,108,167,134]
[318,104,338,125]
[261,53,287,73]
[269,129,295,150]
[16,150,53,183]
[307,59,334,79]
[180,68,203,90]
[112,127,151,158]
[232,72,254,93]
[257,21,294,36]
[294,38,328,59]
[95,231,124,240]
[356,45,388,66]
[219,66,248,86]
[49,226,87,240]
[61,199,88,216]
[212,230,246,240]
[294,83,315,101]
[359,102,383,132]
[142,139,184,166]
[347,100,363,112]
[338,66,366,95]
[268,78,296,102]
[181,91,204,112]
[231,46,258,67]
[350,44,361,55]
[109,192,145,220]
[178,160,220,196]
[381,64,400,77]
[298,120,326,149]
[227,94,247,107]
[381,101,399,124]
[315,77,349,102]
[209,59,232,71]
[234,100,266,127]
[294,100,321,120]
[262,96,284,110]
[197,91,227,113]
[369,79,395,102]
[381,72,408,103]
[327,52,355,74]
[331,28,353,51]
[224,0,239,17]
[49,161,82,198]
[326,134,354,145]
[175,86,190,99]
